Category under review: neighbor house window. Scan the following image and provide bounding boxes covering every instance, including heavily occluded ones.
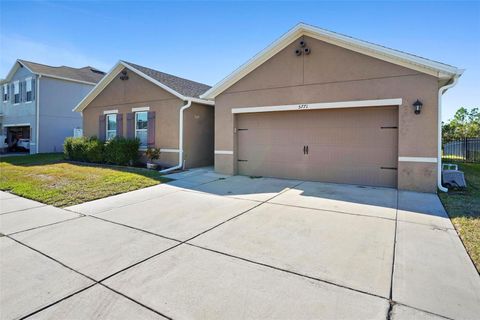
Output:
[25,77,32,102]
[13,81,20,104]
[2,84,7,102]
[106,114,117,140]
[135,111,148,148]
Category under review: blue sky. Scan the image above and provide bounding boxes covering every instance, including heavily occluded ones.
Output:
[0,1,478,121]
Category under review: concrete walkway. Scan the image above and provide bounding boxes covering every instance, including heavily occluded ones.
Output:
[1,171,479,319]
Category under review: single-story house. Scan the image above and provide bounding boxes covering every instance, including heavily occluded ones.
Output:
[73,61,214,170]
[201,23,464,193]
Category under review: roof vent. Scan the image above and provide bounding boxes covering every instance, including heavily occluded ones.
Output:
[90,68,105,74]
[120,70,129,81]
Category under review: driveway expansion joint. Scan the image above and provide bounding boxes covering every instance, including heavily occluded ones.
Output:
[0,204,47,216]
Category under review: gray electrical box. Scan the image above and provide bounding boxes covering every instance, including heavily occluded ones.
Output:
[442,169,467,188]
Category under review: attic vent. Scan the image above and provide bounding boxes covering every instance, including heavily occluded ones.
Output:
[90,68,105,74]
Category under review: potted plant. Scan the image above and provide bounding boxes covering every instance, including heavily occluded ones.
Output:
[145,147,160,169]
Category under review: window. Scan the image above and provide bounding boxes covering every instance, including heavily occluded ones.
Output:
[2,84,7,102]
[13,81,20,104]
[135,111,148,148]
[106,114,117,140]
[25,77,32,102]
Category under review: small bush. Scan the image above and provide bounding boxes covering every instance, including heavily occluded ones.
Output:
[85,138,104,163]
[64,137,88,161]
[104,137,140,165]
[64,136,104,163]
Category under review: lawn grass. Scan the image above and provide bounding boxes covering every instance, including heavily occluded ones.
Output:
[438,162,480,273]
[0,153,170,207]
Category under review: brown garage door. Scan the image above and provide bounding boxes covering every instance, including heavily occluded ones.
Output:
[236,106,398,187]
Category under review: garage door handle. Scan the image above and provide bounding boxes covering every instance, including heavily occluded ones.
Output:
[306,145,309,154]
[303,146,306,154]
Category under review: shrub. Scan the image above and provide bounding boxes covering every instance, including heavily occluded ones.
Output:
[64,136,104,163]
[64,137,88,161]
[104,137,140,165]
[85,138,104,163]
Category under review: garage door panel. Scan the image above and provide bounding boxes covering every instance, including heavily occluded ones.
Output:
[237,106,398,187]
[307,146,397,166]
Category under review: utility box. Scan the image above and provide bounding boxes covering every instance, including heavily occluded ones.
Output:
[442,167,467,189]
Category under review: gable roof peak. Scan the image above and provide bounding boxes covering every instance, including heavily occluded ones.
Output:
[201,23,464,99]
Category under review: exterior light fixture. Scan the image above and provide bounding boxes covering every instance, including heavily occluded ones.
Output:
[413,99,423,114]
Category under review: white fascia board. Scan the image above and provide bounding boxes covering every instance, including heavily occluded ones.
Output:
[1,61,24,84]
[232,98,402,114]
[39,74,97,86]
[201,23,463,99]
[72,61,125,112]
[103,109,118,114]
[189,97,215,106]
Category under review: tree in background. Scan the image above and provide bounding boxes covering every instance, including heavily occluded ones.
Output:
[443,107,480,143]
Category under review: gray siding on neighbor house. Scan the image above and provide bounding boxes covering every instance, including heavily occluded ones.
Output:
[2,66,37,154]
[2,64,95,154]
[38,77,93,153]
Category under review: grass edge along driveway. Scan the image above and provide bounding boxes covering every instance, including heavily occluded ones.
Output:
[439,162,480,273]
[0,153,170,207]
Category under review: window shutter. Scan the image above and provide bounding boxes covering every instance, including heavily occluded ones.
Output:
[116,113,123,137]
[31,78,36,100]
[99,115,106,141]
[10,84,14,103]
[20,81,25,102]
[126,112,135,139]
[147,111,156,147]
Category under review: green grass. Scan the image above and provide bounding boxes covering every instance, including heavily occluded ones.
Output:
[0,153,170,207]
[439,162,480,273]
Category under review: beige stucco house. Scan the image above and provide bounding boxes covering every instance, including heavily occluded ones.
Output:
[201,23,464,193]
[74,61,214,170]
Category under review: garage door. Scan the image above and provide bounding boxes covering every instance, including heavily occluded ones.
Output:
[236,106,398,187]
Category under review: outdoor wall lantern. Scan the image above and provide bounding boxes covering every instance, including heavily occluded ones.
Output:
[413,99,423,114]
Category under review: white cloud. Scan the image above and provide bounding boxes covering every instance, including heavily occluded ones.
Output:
[0,34,111,76]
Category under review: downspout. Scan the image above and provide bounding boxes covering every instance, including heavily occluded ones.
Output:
[159,100,192,173]
[35,75,41,154]
[437,76,460,192]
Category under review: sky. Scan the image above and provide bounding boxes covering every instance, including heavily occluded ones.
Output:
[0,1,478,121]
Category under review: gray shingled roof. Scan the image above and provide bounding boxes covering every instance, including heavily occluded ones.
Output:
[123,61,211,98]
[18,60,105,84]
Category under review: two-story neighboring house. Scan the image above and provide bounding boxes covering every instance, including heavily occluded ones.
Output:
[0,59,105,154]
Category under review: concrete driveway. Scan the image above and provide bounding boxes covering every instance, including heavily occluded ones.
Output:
[1,169,479,320]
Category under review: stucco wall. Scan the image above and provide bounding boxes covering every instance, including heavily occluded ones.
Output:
[38,76,91,153]
[214,35,440,192]
[183,102,214,168]
[82,68,214,168]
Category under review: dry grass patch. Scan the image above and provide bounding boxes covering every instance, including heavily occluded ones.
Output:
[0,153,170,207]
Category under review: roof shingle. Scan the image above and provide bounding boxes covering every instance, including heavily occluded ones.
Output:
[123,61,211,98]
[18,60,105,84]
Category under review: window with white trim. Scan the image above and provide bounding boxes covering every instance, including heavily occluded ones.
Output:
[26,77,32,102]
[106,114,117,140]
[13,81,20,104]
[2,84,7,102]
[135,111,148,148]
